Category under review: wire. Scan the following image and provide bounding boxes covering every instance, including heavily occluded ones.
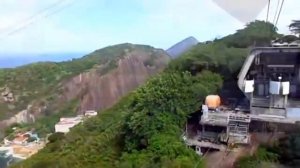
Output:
[266,0,271,22]
[0,0,76,40]
[272,0,281,25]
[275,0,285,27]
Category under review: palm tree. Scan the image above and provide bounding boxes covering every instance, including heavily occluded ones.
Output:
[289,20,300,37]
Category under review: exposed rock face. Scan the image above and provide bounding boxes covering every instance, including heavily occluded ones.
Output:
[0,106,35,129]
[61,49,170,113]
[0,87,14,103]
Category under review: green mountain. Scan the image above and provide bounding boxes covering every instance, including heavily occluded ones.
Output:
[11,20,282,168]
[0,43,170,136]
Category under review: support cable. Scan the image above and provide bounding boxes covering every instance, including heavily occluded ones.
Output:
[0,0,76,40]
[272,0,281,25]
[275,0,285,27]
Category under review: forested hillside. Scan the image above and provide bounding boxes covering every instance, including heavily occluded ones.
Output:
[12,20,283,168]
[12,71,222,168]
[0,44,169,120]
[0,44,163,118]
[0,44,169,138]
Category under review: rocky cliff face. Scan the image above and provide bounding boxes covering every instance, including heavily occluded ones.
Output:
[0,87,14,103]
[61,49,170,113]
[0,106,35,129]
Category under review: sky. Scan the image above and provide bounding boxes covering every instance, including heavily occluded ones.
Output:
[0,0,299,55]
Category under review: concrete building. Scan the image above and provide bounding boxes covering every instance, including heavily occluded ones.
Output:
[54,111,98,134]
[54,116,83,133]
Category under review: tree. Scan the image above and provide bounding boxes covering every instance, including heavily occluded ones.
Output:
[48,132,65,143]
[289,20,300,37]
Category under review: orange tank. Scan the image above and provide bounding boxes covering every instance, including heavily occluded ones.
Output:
[205,95,221,109]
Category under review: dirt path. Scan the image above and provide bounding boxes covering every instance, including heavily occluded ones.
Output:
[204,146,254,168]
[204,133,273,168]
[204,132,286,168]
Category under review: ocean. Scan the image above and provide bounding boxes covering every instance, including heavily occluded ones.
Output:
[0,151,12,168]
[0,52,86,68]
[0,151,22,168]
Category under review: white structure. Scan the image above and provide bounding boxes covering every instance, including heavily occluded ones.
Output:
[85,110,98,117]
[282,81,290,95]
[244,80,254,93]
[195,146,203,156]
[0,147,13,157]
[269,81,281,95]
[4,138,11,145]
[55,116,83,133]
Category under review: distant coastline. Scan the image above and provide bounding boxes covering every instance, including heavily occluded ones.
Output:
[0,52,86,68]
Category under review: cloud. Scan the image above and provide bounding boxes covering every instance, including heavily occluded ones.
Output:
[132,0,243,47]
[0,0,87,54]
[0,0,54,31]
[139,0,300,45]
[0,0,298,55]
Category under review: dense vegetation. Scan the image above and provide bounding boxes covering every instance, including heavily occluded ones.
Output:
[275,133,300,166]
[236,133,300,168]
[168,42,248,79]
[255,133,300,167]
[11,20,287,168]
[235,146,279,168]
[219,21,279,48]
[168,21,281,79]
[289,20,300,37]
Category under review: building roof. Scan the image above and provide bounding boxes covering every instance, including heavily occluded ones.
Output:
[56,116,83,125]
[85,110,98,116]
